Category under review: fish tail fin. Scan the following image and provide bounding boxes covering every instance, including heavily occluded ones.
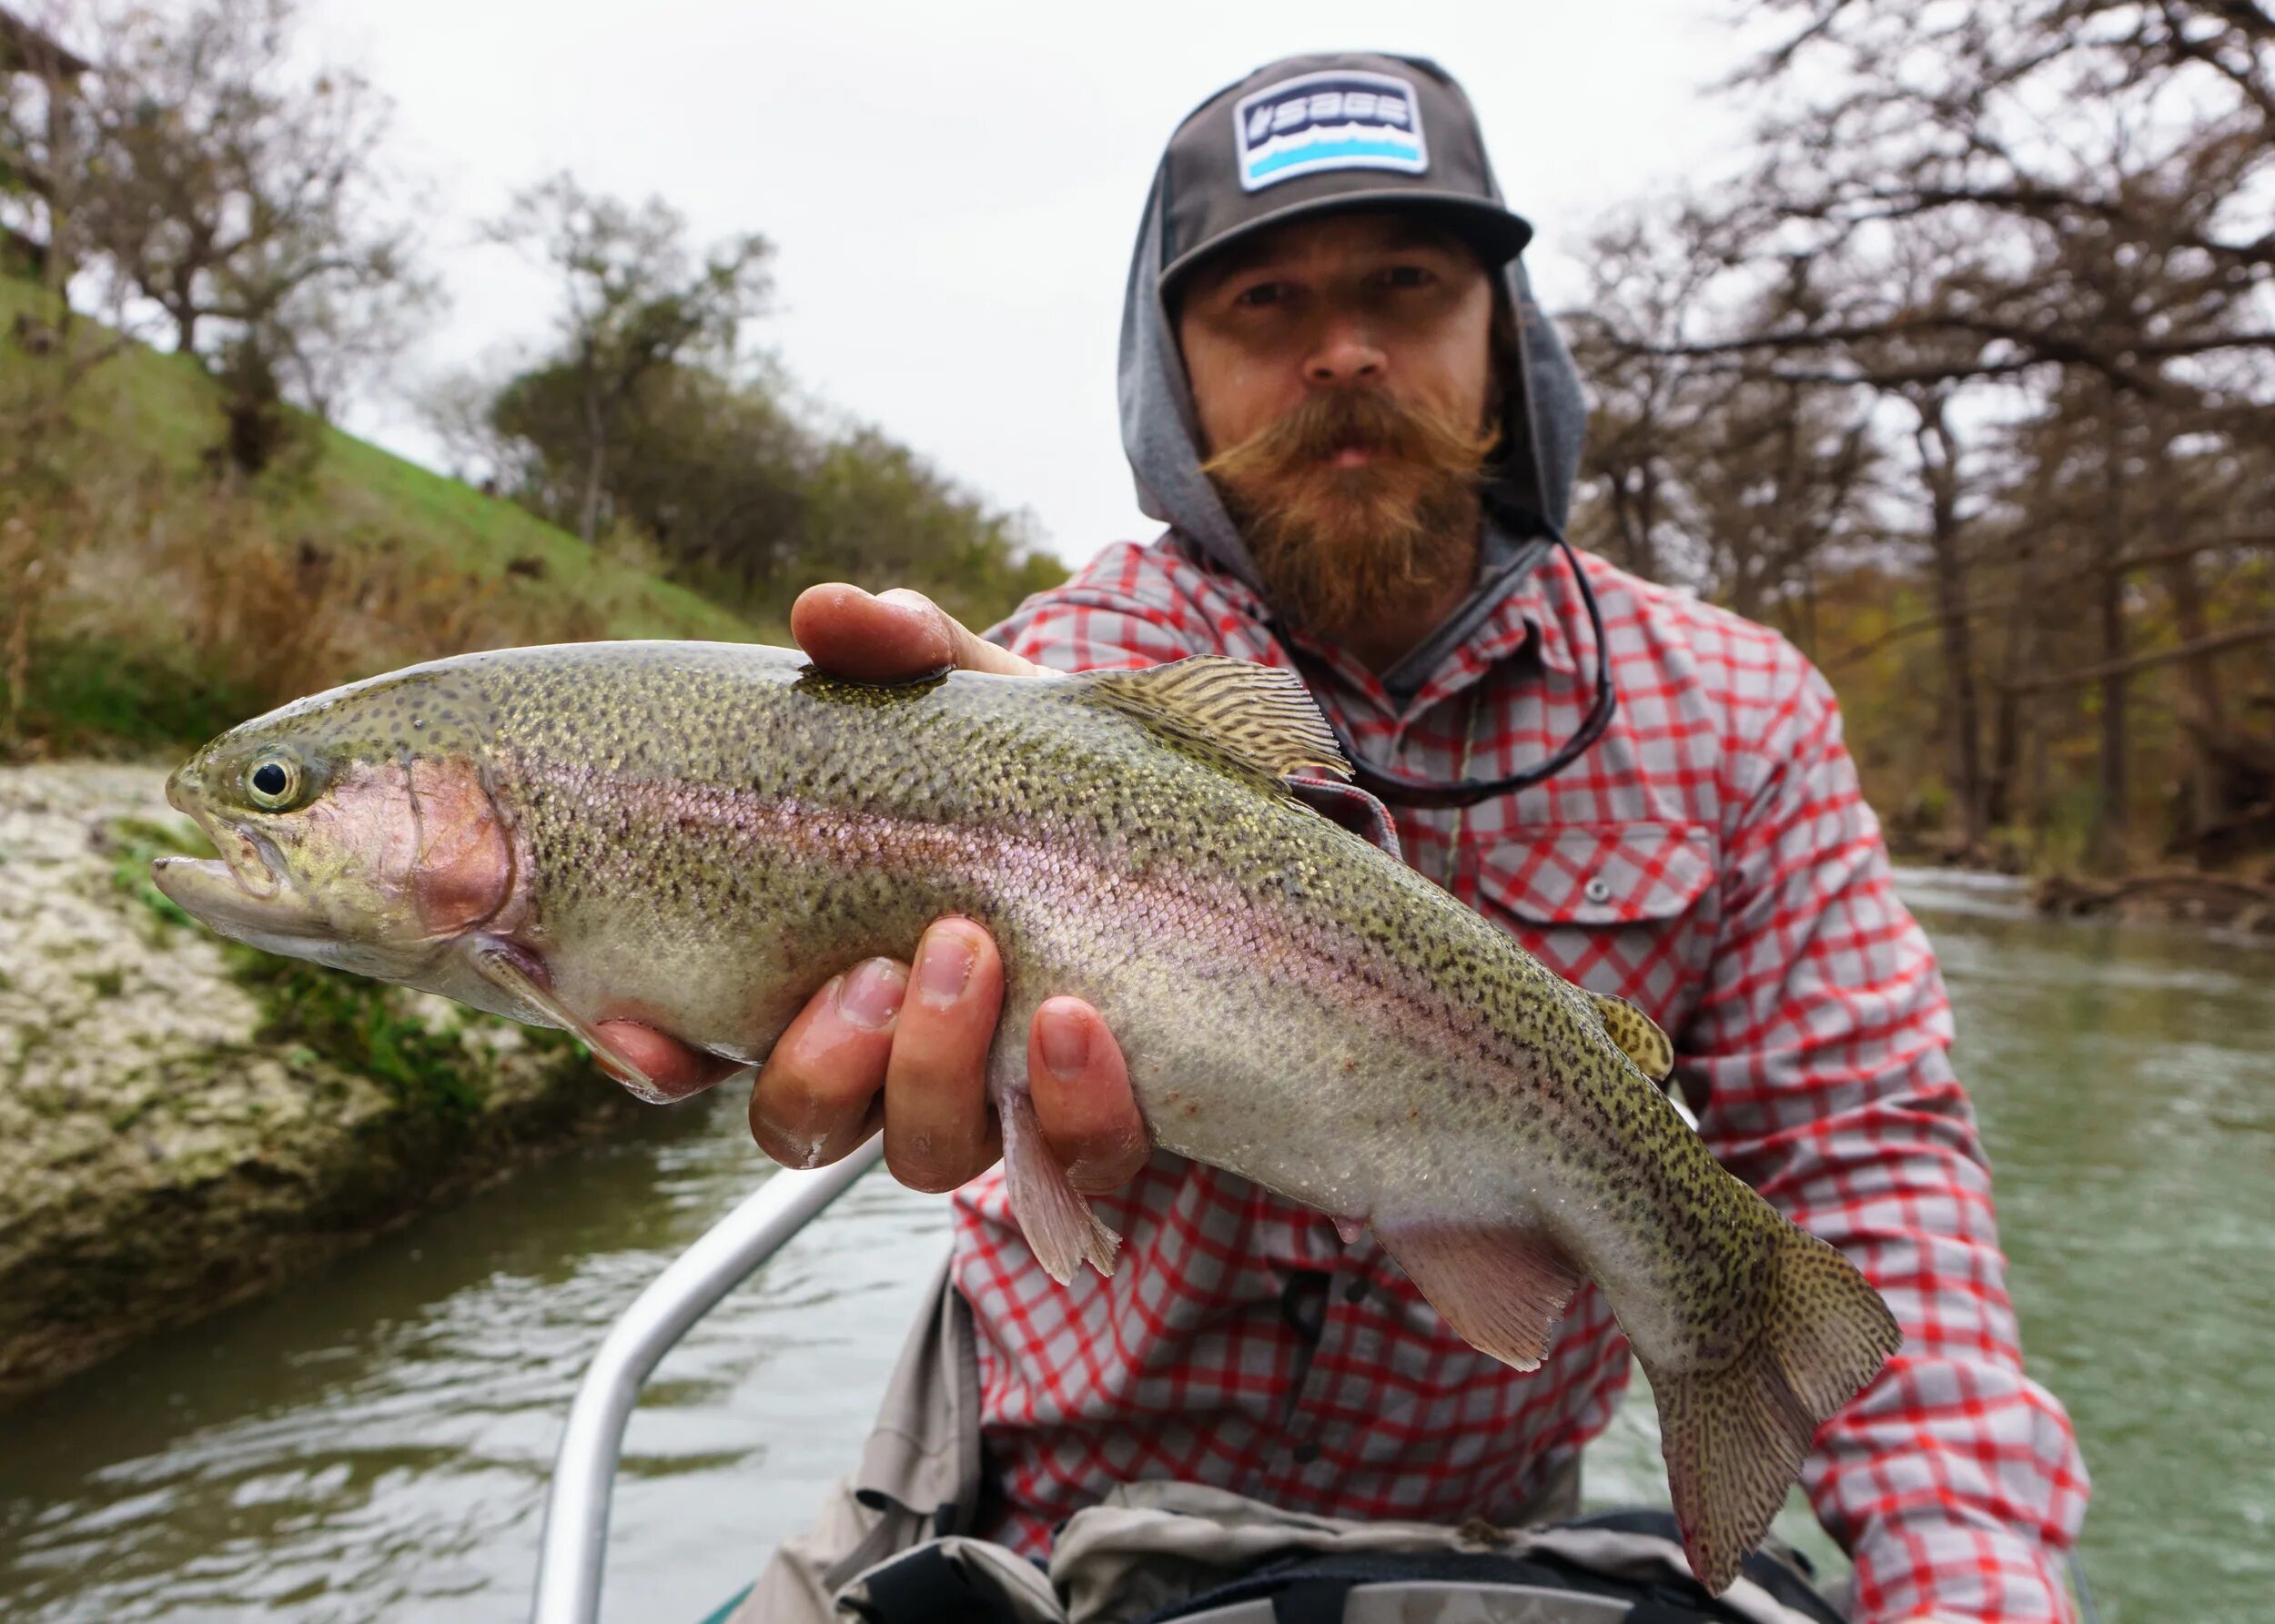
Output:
[1651,1226,1902,1594]
[998,1084,1119,1283]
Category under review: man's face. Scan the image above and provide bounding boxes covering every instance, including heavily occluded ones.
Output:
[1175,210,1501,641]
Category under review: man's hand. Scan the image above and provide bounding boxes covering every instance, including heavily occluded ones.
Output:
[591,585,1150,1196]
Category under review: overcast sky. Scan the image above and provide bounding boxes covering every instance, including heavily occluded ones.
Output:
[303,0,1767,568]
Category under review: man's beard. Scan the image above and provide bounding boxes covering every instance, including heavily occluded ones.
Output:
[1200,388,1498,642]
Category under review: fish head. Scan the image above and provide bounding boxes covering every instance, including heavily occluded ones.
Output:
[151,665,515,982]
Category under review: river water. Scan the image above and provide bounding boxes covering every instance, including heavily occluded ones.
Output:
[1,873,2268,1622]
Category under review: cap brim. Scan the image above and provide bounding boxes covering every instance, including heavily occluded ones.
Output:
[1161,189,1534,293]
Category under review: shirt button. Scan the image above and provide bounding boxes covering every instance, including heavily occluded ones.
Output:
[1582,876,1613,904]
[1343,1276,1369,1304]
[1292,1443,1321,1465]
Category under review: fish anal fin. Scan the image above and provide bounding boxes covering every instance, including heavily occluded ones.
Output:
[470,936,667,1102]
[998,1084,1119,1283]
[1082,658,1350,784]
[1376,1217,1583,1373]
[1651,1225,1902,1593]
[1591,991,1674,1082]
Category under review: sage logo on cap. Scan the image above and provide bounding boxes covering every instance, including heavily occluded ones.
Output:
[1233,70,1429,193]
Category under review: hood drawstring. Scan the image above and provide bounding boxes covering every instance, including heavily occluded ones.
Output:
[1281,529,1617,813]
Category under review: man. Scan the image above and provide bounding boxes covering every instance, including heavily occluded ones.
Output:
[624,53,2087,1623]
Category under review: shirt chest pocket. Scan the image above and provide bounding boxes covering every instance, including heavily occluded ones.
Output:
[1471,820,1717,1014]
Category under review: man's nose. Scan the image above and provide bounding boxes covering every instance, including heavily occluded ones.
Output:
[1304,316,1386,388]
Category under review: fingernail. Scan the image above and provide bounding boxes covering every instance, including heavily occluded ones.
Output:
[836,960,907,1030]
[1038,1003,1090,1080]
[915,924,977,1009]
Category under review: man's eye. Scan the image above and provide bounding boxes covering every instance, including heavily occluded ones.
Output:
[1232,281,1287,309]
[1380,265,1435,290]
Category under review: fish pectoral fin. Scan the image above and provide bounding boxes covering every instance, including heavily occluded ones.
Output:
[1375,1217,1583,1373]
[1590,992,1675,1083]
[1079,658,1350,785]
[998,1084,1119,1283]
[470,937,663,1098]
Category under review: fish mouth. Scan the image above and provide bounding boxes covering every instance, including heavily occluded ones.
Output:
[154,770,324,943]
[149,852,326,943]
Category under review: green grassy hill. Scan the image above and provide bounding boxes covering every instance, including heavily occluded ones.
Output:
[1,276,763,761]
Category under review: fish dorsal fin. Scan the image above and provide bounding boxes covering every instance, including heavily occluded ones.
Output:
[1592,992,1674,1082]
[1081,657,1350,784]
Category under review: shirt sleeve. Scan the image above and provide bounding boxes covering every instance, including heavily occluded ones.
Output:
[1681,651,2089,1624]
[987,542,1222,672]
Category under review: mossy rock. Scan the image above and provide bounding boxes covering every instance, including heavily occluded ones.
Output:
[0,763,642,1403]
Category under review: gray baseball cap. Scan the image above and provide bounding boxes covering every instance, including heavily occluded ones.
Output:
[1157,52,1533,291]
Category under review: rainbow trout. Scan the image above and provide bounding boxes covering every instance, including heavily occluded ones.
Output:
[152,640,1898,1591]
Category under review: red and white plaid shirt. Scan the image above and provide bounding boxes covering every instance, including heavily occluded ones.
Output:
[951,535,2088,1623]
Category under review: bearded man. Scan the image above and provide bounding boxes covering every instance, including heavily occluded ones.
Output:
[612,53,2088,1624]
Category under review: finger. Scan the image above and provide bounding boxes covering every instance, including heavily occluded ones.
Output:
[790,582,1045,681]
[1028,996,1148,1195]
[590,1020,741,1102]
[747,957,908,1169]
[882,918,1006,1192]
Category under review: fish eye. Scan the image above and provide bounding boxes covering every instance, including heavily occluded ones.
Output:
[246,755,304,811]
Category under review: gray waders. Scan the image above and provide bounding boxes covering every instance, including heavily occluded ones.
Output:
[731,1260,1847,1624]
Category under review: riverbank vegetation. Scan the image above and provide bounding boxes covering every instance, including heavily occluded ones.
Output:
[0,0,1060,765]
[0,270,753,759]
[426,169,1066,638]
[1562,0,2274,885]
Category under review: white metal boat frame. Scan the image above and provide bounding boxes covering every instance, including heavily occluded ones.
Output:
[530,1136,886,1624]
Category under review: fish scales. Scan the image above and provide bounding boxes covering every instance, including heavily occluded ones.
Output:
[151,639,1900,1593]
[486,647,1724,1292]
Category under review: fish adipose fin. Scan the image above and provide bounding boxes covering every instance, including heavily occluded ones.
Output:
[1081,658,1350,784]
[999,1085,1120,1283]
[1376,1217,1582,1372]
[1653,1226,1903,1594]
[470,937,664,1100]
[1590,992,1674,1082]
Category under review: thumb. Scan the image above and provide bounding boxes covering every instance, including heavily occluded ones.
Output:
[791,583,1045,681]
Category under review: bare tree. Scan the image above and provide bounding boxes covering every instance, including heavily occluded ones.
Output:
[0,3,94,307]
[1559,0,2275,873]
[1567,212,1723,587]
[1653,2,2272,406]
[69,0,425,401]
[1565,213,1884,641]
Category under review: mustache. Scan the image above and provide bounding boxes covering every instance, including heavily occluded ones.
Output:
[1198,388,1498,489]
[1196,388,1498,641]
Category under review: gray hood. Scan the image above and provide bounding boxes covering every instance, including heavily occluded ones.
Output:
[1117,56,1589,674]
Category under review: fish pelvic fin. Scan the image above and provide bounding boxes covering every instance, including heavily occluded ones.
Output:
[1079,658,1350,785]
[470,936,668,1102]
[1376,1217,1583,1373]
[999,1084,1120,1284]
[1590,992,1674,1083]
[1652,1226,1903,1594]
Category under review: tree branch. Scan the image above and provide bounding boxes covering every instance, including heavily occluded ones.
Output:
[1822,592,2021,668]
[2088,531,2275,575]
[2006,617,2275,692]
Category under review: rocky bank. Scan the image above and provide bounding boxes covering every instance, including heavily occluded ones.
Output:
[0,762,637,1403]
